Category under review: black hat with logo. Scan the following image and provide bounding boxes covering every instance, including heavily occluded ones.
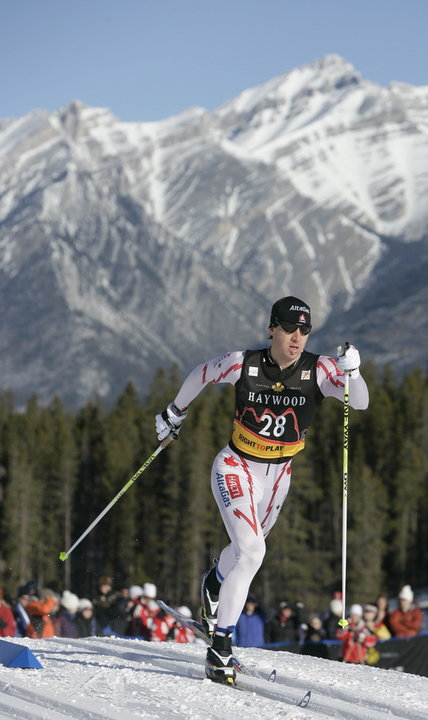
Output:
[269,296,311,329]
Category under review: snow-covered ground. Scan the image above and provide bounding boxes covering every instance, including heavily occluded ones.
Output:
[0,636,427,720]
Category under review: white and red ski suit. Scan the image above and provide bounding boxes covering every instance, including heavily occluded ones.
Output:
[173,348,369,631]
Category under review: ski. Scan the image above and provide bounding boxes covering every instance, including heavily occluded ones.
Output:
[158,600,271,681]
[159,600,312,708]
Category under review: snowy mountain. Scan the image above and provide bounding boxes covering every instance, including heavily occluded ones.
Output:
[1,55,427,406]
[0,635,427,719]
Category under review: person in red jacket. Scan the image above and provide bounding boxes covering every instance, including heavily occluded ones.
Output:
[337,604,377,664]
[129,582,175,640]
[0,588,16,637]
[387,585,423,637]
[168,606,196,643]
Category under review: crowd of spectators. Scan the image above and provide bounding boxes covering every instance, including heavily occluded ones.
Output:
[0,577,425,665]
[0,576,196,644]
[233,583,425,664]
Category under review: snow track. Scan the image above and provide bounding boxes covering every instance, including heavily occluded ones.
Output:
[0,636,427,719]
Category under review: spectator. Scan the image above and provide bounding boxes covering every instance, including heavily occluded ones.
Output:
[0,588,16,637]
[129,585,143,604]
[337,603,376,664]
[130,582,161,640]
[109,585,130,636]
[375,593,389,627]
[92,575,117,635]
[126,585,143,635]
[13,586,37,638]
[27,588,59,638]
[387,585,423,637]
[56,590,79,638]
[168,606,196,643]
[294,600,307,642]
[363,603,391,640]
[266,601,298,643]
[235,595,266,647]
[322,598,343,639]
[150,608,175,642]
[76,599,98,638]
[305,614,327,643]
[138,583,175,642]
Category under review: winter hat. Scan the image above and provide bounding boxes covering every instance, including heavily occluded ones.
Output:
[269,296,312,330]
[129,585,144,600]
[20,580,38,596]
[349,604,363,617]
[330,599,343,616]
[142,582,157,599]
[98,576,113,587]
[61,590,79,612]
[399,585,414,602]
[177,605,192,618]
[78,598,93,612]
[364,603,378,614]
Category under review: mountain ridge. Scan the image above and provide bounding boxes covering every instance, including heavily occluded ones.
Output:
[1,55,427,407]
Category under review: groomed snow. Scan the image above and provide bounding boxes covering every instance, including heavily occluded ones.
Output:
[0,635,427,719]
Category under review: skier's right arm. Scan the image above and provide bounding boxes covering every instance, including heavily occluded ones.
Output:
[155,351,244,441]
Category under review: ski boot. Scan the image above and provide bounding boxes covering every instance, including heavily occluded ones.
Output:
[205,630,236,685]
[200,563,220,637]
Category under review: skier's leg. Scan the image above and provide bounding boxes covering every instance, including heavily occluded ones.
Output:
[211,449,267,630]
[257,459,292,537]
[212,453,293,628]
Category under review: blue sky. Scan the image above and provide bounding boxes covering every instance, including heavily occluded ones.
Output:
[2,0,427,122]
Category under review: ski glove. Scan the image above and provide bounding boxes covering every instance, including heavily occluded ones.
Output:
[336,344,361,378]
[155,402,188,441]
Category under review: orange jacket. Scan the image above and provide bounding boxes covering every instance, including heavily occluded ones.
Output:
[27,597,57,637]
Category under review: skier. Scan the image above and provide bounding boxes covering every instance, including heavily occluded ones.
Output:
[155,296,369,684]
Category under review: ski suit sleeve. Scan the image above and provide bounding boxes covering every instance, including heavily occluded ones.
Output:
[173,351,245,411]
[316,355,369,410]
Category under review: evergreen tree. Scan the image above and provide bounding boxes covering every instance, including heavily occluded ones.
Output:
[2,401,43,585]
[0,364,426,613]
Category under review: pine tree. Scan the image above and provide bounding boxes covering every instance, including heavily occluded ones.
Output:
[2,400,43,585]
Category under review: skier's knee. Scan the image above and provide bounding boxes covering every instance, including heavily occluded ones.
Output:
[242,542,266,573]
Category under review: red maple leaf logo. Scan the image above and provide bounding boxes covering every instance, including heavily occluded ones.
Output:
[224,456,239,467]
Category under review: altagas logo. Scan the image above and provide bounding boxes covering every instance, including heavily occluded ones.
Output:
[289,304,310,313]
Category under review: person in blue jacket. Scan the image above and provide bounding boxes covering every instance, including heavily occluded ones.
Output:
[234,594,266,647]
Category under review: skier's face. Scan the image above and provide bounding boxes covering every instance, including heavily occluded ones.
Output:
[269,323,309,368]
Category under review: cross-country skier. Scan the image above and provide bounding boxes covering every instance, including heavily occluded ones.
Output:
[155,296,369,685]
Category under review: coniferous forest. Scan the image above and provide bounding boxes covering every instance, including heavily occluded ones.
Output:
[0,361,427,614]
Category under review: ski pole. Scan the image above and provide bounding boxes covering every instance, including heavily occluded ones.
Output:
[59,435,174,561]
[338,343,350,629]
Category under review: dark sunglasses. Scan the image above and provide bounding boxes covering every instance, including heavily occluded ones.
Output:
[279,323,312,336]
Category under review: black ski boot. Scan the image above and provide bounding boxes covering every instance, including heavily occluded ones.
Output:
[200,563,220,637]
[205,630,236,685]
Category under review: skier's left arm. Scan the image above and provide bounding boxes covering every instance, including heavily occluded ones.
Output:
[317,344,369,409]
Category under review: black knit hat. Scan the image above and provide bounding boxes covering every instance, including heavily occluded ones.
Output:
[269,296,311,328]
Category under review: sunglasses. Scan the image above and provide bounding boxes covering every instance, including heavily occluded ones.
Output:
[279,323,312,336]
